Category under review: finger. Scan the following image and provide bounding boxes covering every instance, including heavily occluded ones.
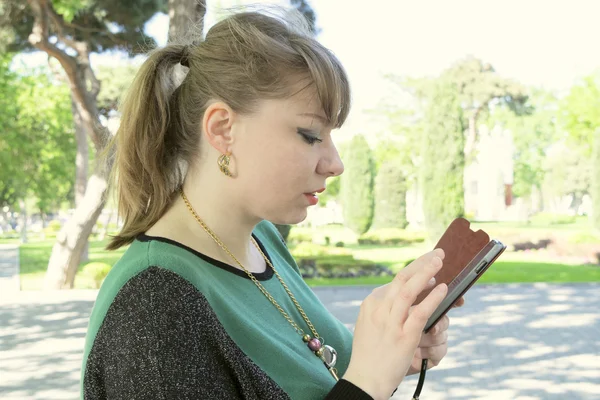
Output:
[389,255,444,326]
[452,297,465,308]
[383,249,444,312]
[395,248,445,284]
[417,329,448,348]
[427,315,450,335]
[425,277,437,290]
[414,344,448,366]
[404,283,448,334]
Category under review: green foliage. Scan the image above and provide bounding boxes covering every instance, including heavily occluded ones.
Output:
[485,89,559,198]
[290,242,383,278]
[372,160,408,229]
[287,230,313,245]
[542,142,591,202]
[0,54,24,207]
[274,224,292,243]
[0,56,75,211]
[0,0,164,53]
[442,56,529,118]
[560,72,600,157]
[528,212,576,226]
[358,228,426,246]
[592,129,600,230]
[317,175,340,205]
[419,79,465,239]
[96,64,139,117]
[53,0,94,23]
[340,134,375,235]
[82,261,112,288]
[290,242,352,259]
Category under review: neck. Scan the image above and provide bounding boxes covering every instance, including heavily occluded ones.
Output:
[169,171,262,268]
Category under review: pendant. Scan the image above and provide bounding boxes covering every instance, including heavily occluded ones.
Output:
[320,345,338,368]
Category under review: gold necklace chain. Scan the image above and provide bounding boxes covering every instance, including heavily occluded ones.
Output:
[180,189,322,342]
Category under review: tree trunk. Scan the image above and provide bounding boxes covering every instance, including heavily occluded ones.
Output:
[464,108,481,160]
[168,0,206,41]
[72,94,90,262]
[72,95,88,206]
[27,0,109,289]
[19,199,28,244]
[43,173,107,289]
[98,206,113,241]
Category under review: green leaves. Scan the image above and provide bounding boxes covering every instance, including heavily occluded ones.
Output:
[0,55,75,212]
[53,0,93,23]
[340,134,375,236]
[559,72,600,157]
[419,79,465,241]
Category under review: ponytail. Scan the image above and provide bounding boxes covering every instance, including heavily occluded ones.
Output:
[104,44,196,250]
[102,9,351,250]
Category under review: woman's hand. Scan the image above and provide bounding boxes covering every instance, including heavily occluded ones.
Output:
[342,249,448,400]
[405,287,465,375]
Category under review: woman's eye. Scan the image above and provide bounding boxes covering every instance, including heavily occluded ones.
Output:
[298,129,323,146]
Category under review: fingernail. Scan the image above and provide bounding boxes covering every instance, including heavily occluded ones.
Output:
[436,283,448,293]
[428,277,436,286]
[435,248,445,260]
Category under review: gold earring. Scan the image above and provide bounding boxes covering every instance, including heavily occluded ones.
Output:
[217,152,233,177]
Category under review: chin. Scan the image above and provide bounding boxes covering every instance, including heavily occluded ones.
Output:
[265,208,308,226]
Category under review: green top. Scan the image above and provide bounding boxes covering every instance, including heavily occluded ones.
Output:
[80,220,358,399]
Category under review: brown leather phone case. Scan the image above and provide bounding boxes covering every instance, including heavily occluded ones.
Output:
[413,218,490,305]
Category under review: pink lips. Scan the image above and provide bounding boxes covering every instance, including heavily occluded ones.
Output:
[304,193,319,205]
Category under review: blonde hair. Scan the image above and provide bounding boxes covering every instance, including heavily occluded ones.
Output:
[104,8,351,250]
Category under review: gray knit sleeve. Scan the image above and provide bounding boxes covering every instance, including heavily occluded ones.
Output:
[82,267,291,400]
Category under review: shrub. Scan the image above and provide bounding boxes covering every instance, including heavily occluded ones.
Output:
[358,228,426,246]
[568,232,600,244]
[82,262,112,289]
[287,231,313,245]
[529,212,576,225]
[290,243,393,278]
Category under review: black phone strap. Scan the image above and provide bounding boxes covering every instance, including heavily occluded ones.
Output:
[411,358,428,399]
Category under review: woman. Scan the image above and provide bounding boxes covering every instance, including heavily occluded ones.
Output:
[81,8,452,400]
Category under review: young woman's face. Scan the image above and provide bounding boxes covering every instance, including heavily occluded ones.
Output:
[230,86,345,225]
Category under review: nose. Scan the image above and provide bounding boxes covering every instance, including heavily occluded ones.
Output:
[317,139,344,177]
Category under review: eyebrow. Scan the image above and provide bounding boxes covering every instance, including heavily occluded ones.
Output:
[297,113,329,124]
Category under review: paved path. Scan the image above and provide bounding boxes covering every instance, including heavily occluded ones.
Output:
[1,283,599,399]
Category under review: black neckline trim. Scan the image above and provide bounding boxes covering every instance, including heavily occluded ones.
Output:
[136,232,275,281]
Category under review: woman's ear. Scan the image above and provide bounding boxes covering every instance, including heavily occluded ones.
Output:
[202,101,235,154]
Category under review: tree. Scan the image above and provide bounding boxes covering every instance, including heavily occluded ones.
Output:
[0,54,27,209]
[441,56,529,161]
[559,72,600,221]
[485,88,559,200]
[372,159,408,229]
[168,0,206,41]
[0,56,75,223]
[559,72,600,156]
[290,0,319,34]
[419,79,465,241]
[340,134,375,235]
[0,0,164,288]
[592,129,600,230]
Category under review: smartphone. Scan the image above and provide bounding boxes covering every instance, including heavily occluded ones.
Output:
[423,239,506,333]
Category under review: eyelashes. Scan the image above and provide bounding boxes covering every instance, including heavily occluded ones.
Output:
[297,128,323,146]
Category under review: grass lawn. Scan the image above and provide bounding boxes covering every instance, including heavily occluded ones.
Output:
[3,234,599,290]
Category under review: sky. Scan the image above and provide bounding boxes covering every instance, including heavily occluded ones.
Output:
[15,0,600,139]
[143,0,600,137]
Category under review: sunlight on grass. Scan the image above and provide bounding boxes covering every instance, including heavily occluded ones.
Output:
[4,219,600,290]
